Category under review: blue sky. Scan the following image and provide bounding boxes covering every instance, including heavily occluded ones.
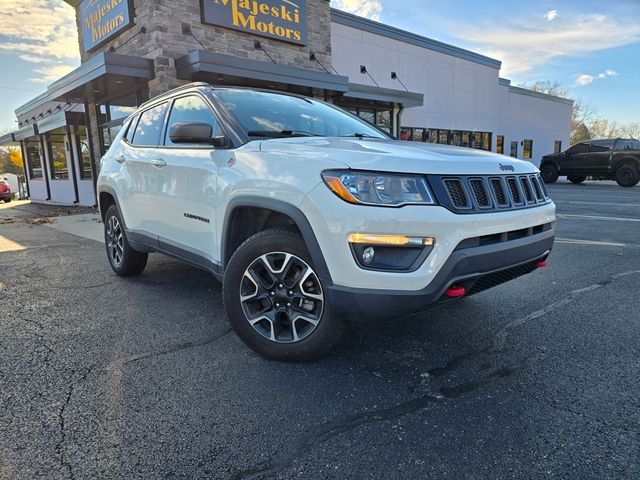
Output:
[1,0,639,132]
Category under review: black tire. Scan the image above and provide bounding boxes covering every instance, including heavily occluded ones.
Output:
[540,164,559,184]
[103,204,148,275]
[615,164,640,187]
[4,197,10,203]
[567,175,587,184]
[223,228,344,361]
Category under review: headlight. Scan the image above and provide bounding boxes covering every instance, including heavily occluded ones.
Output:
[322,170,435,206]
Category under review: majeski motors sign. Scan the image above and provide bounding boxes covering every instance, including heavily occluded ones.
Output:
[79,0,133,52]
[201,0,308,46]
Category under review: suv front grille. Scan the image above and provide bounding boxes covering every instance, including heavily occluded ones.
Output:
[432,173,551,214]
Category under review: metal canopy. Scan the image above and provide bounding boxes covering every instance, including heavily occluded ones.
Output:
[341,83,424,108]
[13,124,38,141]
[37,111,86,134]
[0,133,15,146]
[176,50,350,95]
[15,53,154,116]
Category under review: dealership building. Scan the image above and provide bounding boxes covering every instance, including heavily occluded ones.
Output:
[0,0,572,206]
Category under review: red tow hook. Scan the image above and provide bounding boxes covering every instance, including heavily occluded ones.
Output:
[536,260,548,268]
[444,285,466,298]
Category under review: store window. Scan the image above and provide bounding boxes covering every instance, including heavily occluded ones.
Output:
[461,131,471,148]
[510,141,518,158]
[496,135,504,154]
[347,107,393,134]
[412,128,425,142]
[25,141,43,179]
[473,132,482,149]
[165,95,220,146]
[482,132,491,151]
[404,127,492,150]
[375,110,392,133]
[75,126,92,179]
[523,139,533,159]
[47,134,68,180]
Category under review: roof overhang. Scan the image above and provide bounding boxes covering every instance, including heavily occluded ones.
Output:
[341,83,423,108]
[37,111,86,134]
[0,133,15,146]
[13,124,38,141]
[16,53,154,116]
[175,50,350,95]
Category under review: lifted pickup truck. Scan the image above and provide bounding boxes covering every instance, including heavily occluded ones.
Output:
[540,138,640,187]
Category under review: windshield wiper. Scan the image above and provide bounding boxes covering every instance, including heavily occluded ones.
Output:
[247,130,321,138]
[341,133,380,139]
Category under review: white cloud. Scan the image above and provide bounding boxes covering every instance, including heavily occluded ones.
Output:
[331,0,382,21]
[459,13,640,76]
[574,74,594,86]
[544,10,558,21]
[0,0,79,83]
[575,69,618,86]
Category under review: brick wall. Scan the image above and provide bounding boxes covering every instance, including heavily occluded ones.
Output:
[75,0,333,97]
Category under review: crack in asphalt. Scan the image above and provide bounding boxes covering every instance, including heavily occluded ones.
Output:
[230,269,640,480]
[55,365,96,480]
[231,353,545,480]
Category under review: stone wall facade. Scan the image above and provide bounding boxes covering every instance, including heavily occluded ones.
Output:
[74,0,333,97]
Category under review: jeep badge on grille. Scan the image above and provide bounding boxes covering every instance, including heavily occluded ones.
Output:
[499,163,515,172]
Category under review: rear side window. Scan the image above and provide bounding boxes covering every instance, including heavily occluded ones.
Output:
[615,139,640,151]
[132,103,169,146]
[164,95,221,146]
[125,116,138,143]
[590,140,613,153]
[569,143,589,154]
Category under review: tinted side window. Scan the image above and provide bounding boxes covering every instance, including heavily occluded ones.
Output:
[569,143,589,154]
[132,103,168,146]
[590,140,613,153]
[615,139,640,151]
[165,95,220,146]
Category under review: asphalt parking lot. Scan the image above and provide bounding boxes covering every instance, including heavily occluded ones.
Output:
[1,180,638,480]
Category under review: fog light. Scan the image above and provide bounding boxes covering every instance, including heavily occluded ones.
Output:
[362,246,375,265]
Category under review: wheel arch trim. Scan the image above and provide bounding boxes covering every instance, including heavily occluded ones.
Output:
[222,196,333,284]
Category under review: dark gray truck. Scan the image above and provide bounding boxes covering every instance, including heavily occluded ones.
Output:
[540,138,640,187]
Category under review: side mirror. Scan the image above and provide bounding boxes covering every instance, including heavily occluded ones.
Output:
[169,121,227,146]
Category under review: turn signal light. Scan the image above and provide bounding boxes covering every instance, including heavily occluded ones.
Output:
[347,233,434,247]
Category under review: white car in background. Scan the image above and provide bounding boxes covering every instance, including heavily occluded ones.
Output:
[97,83,555,361]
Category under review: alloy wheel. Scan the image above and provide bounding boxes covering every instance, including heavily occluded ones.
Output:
[239,252,324,343]
[106,215,124,266]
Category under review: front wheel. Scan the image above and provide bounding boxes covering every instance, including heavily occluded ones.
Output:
[567,175,587,184]
[540,164,559,184]
[223,228,343,361]
[615,164,640,187]
[103,204,148,275]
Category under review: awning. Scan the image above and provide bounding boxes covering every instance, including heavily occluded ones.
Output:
[341,83,424,108]
[37,111,85,134]
[175,50,350,95]
[13,124,38,141]
[0,132,14,146]
[15,53,154,116]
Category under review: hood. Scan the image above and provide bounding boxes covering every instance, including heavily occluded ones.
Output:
[258,137,538,175]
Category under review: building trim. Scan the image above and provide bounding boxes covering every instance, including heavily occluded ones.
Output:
[330,9,502,70]
[0,132,14,146]
[175,50,350,93]
[498,77,511,87]
[36,111,85,134]
[507,85,574,106]
[343,82,424,107]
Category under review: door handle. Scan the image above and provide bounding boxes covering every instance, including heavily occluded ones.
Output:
[150,158,167,167]
[115,154,126,164]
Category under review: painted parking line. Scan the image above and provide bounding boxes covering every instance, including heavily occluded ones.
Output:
[557,214,640,222]
[555,238,626,247]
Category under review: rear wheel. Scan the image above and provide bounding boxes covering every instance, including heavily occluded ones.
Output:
[223,228,343,361]
[567,175,587,184]
[615,164,640,187]
[540,164,559,184]
[3,197,10,203]
[103,204,148,275]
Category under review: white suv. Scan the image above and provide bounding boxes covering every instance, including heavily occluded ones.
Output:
[97,83,555,360]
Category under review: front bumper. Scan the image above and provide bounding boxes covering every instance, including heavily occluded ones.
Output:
[326,229,554,321]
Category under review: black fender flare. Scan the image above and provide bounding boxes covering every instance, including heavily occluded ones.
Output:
[222,196,333,284]
[614,156,640,171]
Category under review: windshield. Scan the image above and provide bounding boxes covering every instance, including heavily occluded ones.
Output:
[214,89,389,139]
